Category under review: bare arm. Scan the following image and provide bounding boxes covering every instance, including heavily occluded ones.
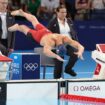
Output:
[64,36,84,59]
[43,45,65,62]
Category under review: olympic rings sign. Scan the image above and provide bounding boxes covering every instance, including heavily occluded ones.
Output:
[23,63,38,71]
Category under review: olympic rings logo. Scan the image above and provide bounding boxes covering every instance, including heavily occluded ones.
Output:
[23,63,38,71]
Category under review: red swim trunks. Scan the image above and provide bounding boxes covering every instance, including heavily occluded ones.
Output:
[28,24,52,43]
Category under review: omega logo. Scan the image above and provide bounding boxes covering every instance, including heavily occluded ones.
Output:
[73,85,100,91]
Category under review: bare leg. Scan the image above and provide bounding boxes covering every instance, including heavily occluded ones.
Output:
[8,24,30,35]
[11,9,39,28]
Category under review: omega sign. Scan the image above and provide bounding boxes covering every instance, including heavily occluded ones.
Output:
[73,85,100,91]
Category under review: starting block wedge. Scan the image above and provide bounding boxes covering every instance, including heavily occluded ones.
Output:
[92,44,105,79]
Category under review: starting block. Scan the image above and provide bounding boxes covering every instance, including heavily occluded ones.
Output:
[0,54,12,80]
[92,44,105,79]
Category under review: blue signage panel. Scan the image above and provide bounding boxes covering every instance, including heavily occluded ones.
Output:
[22,54,40,79]
[9,53,22,80]
[9,53,40,80]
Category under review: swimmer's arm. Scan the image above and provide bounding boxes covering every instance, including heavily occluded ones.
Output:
[43,45,65,62]
[64,36,84,59]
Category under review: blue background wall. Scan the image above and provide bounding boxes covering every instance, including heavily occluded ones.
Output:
[14,20,105,51]
[75,20,105,50]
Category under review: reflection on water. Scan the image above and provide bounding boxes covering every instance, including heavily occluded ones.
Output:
[61,99,105,105]
[6,99,58,105]
[6,99,105,105]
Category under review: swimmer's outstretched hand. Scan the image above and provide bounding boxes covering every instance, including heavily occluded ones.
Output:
[74,52,84,60]
[56,55,67,62]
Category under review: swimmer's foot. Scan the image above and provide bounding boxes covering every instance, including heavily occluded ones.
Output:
[8,24,19,32]
[11,9,24,16]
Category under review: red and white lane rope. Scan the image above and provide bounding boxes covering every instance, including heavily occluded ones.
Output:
[60,94,105,104]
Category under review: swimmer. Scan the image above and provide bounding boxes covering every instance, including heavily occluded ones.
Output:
[8,9,84,62]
